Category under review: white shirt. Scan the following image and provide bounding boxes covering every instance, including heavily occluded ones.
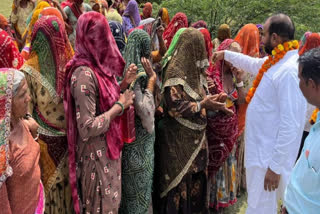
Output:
[225,50,307,175]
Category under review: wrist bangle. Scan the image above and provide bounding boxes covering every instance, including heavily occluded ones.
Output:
[236,81,244,88]
[34,132,39,141]
[196,101,201,112]
[115,101,124,116]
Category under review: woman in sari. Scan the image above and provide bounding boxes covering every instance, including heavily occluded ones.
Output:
[119,29,156,214]
[64,11,134,214]
[256,24,267,58]
[63,0,92,47]
[20,16,74,214]
[206,39,245,211]
[122,0,140,36]
[10,0,35,45]
[109,21,126,55]
[158,28,232,214]
[233,24,260,196]
[212,24,231,52]
[0,29,24,69]
[0,14,17,44]
[162,12,188,49]
[0,68,45,214]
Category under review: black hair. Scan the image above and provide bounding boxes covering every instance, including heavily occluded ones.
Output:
[267,13,295,40]
[107,0,113,8]
[298,48,320,85]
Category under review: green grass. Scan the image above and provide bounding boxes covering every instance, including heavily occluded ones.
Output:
[0,0,13,18]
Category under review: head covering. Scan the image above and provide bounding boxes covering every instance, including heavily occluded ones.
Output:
[162,28,208,97]
[61,0,73,8]
[299,33,320,55]
[191,20,207,29]
[0,29,24,69]
[123,0,140,27]
[22,15,73,102]
[217,24,231,42]
[64,12,125,214]
[39,7,64,22]
[158,8,170,26]
[256,24,263,30]
[0,14,9,31]
[0,68,25,187]
[234,24,260,57]
[69,0,85,19]
[161,28,186,70]
[123,29,151,87]
[199,28,214,81]
[109,21,126,55]
[299,32,312,52]
[26,1,51,27]
[163,12,188,49]
[142,2,152,19]
[207,39,240,174]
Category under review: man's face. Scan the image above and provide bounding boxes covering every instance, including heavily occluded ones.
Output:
[298,64,317,106]
[262,21,273,55]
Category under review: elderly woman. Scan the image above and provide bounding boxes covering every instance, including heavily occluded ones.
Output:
[122,0,140,36]
[0,68,44,214]
[158,28,233,214]
[20,15,74,214]
[64,12,135,214]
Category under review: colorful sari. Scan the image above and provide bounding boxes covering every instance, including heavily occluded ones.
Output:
[119,29,156,214]
[0,29,24,69]
[20,15,74,214]
[64,11,125,214]
[0,68,44,214]
[159,28,209,213]
[10,0,35,37]
[122,0,140,36]
[163,12,188,49]
[207,39,240,210]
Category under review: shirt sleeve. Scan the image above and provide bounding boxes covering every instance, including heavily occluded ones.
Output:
[225,50,267,76]
[269,70,306,174]
[0,184,12,214]
[71,68,111,142]
[133,81,155,133]
[164,85,200,118]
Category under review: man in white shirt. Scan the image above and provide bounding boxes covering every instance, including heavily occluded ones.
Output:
[212,14,307,213]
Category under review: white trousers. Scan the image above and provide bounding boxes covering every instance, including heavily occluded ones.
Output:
[245,166,289,214]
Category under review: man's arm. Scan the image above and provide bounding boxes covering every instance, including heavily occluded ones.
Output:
[224,50,267,76]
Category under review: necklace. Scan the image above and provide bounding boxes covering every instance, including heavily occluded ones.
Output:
[246,40,299,103]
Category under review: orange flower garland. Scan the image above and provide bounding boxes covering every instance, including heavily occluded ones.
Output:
[246,40,299,103]
[309,108,319,125]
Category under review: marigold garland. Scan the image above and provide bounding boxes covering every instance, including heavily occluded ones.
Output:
[309,108,319,125]
[245,40,299,103]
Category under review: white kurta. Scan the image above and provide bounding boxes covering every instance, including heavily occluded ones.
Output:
[224,50,307,212]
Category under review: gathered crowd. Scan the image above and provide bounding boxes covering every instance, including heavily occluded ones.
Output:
[0,0,320,214]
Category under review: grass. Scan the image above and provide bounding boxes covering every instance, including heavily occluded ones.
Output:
[0,0,13,18]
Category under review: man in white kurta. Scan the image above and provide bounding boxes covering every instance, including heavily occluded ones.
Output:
[213,14,307,213]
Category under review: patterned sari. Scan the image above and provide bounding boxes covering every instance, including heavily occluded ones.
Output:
[159,28,209,214]
[122,0,140,36]
[0,29,24,69]
[20,15,74,214]
[119,29,156,214]
[162,12,188,49]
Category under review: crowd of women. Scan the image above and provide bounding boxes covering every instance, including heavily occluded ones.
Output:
[0,0,319,214]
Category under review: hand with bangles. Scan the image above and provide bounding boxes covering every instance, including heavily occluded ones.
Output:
[201,92,234,116]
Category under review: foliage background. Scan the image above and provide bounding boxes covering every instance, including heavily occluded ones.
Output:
[146,0,320,39]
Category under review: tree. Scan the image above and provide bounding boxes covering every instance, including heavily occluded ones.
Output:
[149,0,320,39]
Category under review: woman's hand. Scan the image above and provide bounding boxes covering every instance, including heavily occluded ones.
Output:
[141,57,156,79]
[118,90,135,109]
[24,117,39,138]
[124,63,138,85]
[156,25,165,38]
[231,66,245,83]
[201,93,233,116]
